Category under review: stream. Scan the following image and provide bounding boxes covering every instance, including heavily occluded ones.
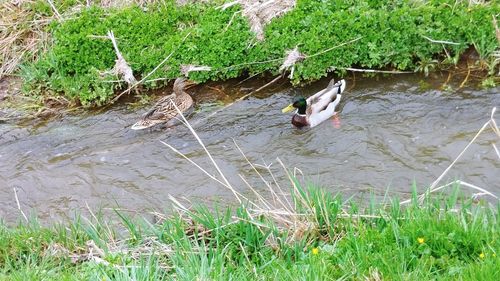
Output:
[0,74,499,223]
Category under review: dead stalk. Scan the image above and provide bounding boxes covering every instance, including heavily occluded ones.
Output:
[402,107,499,205]
[429,108,496,191]
[343,68,413,74]
[233,140,292,213]
[160,140,230,189]
[307,36,363,59]
[107,30,137,85]
[492,143,500,160]
[277,157,310,210]
[492,15,500,46]
[13,188,28,223]
[238,174,274,211]
[253,75,283,93]
[191,76,281,128]
[46,0,62,20]
[166,101,243,203]
[421,35,461,45]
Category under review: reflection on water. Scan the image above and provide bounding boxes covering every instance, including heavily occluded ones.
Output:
[0,74,499,223]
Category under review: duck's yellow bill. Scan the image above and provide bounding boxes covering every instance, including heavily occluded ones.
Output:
[282,104,295,113]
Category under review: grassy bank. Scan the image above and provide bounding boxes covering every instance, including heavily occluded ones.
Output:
[8,0,499,106]
[1,183,498,280]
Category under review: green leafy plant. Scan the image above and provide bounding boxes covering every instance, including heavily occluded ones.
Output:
[22,0,500,106]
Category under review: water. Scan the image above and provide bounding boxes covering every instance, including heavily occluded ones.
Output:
[0,74,499,223]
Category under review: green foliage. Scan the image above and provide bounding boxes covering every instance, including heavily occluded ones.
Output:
[481,77,497,89]
[0,184,499,280]
[26,0,82,17]
[23,0,500,106]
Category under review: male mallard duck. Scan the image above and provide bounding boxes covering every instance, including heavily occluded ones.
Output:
[131,78,196,130]
[282,79,345,128]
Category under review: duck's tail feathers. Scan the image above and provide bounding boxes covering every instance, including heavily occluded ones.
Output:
[131,119,163,130]
[337,79,346,94]
[326,79,337,89]
[327,79,346,93]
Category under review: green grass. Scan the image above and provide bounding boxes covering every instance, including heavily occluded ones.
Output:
[20,0,500,106]
[1,183,498,280]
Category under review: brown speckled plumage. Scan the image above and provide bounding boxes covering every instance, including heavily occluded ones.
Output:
[131,78,194,130]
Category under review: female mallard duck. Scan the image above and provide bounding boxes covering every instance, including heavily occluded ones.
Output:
[282,79,346,128]
[131,78,196,130]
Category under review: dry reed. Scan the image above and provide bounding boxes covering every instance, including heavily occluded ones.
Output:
[180,64,212,77]
[221,0,296,41]
[159,100,499,244]
[0,1,51,79]
[401,107,499,205]
[0,0,171,80]
[106,30,137,85]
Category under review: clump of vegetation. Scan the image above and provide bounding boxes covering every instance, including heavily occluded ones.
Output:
[17,0,500,106]
[1,184,498,280]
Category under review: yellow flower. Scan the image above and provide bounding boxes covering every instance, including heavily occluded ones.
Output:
[312,247,319,255]
[417,237,425,244]
[479,252,485,259]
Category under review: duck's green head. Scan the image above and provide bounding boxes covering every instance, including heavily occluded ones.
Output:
[282,97,307,114]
